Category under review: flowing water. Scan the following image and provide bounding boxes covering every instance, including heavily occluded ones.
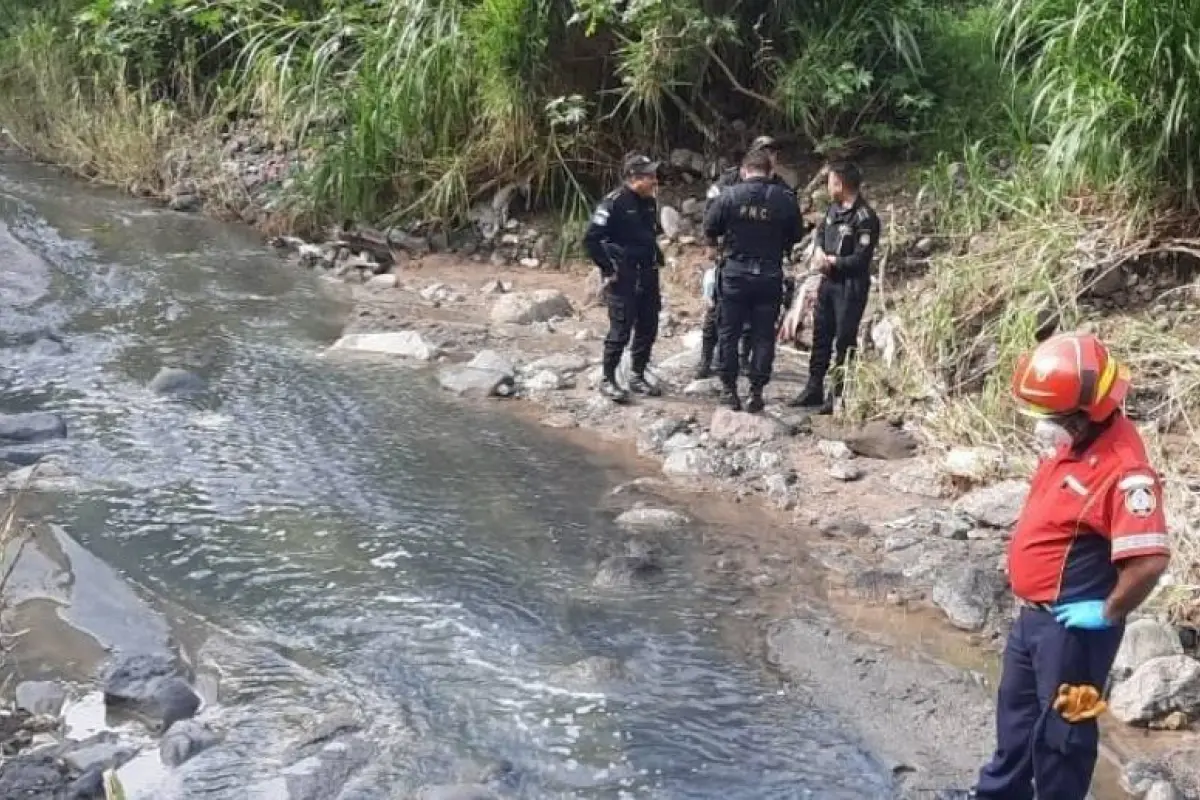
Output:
[0,157,896,798]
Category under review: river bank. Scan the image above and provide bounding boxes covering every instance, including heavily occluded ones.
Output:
[3,138,1200,798]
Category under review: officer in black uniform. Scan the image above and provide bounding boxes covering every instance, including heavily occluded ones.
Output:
[696,135,795,379]
[583,153,665,403]
[703,149,804,412]
[789,161,880,413]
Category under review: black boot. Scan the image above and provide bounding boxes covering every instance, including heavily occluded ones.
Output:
[599,376,630,404]
[628,373,662,397]
[718,384,742,411]
[787,385,825,409]
[694,358,713,380]
[746,387,765,414]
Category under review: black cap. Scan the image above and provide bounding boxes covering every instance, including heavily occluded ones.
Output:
[749,135,778,153]
[623,153,660,178]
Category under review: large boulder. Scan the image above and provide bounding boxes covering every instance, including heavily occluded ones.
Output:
[955,480,1029,529]
[1109,655,1200,725]
[1112,619,1184,683]
[102,652,201,732]
[436,350,516,399]
[708,408,788,447]
[328,330,440,360]
[0,412,66,444]
[489,290,573,325]
[932,564,1007,632]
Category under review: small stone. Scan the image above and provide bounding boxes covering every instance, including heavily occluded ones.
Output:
[914,237,934,256]
[365,273,398,291]
[659,206,684,238]
[820,516,871,538]
[160,720,220,767]
[328,331,440,361]
[480,279,509,295]
[828,462,863,482]
[683,378,723,397]
[519,257,540,268]
[955,480,1030,528]
[1146,781,1182,800]
[523,370,565,392]
[708,408,788,446]
[817,440,854,460]
[490,290,573,325]
[615,507,690,532]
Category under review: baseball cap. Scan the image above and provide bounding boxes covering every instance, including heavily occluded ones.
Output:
[749,135,778,153]
[623,153,660,177]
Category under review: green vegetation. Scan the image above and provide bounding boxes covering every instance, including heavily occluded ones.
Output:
[0,0,1196,603]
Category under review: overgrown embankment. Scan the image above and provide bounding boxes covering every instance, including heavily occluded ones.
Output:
[0,0,1197,604]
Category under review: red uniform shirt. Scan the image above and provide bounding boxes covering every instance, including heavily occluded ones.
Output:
[1008,414,1170,604]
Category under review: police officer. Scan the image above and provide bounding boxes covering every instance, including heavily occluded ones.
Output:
[703,149,803,412]
[695,135,794,380]
[583,153,665,403]
[789,161,879,413]
[942,333,1171,800]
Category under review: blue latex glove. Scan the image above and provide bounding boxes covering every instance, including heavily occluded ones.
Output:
[1052,600,1112,630]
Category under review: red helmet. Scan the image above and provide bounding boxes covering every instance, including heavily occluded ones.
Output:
[1010,332,1130,421]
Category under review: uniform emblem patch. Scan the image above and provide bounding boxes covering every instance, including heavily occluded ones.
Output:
[1124,485,1156,517]
[858,233,872,247]
[591,208,609,225]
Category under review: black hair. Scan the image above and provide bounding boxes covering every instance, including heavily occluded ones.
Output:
[828,161,863,191]
[741,149,772,174]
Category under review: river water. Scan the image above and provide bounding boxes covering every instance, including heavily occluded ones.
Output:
[0,157,896,798]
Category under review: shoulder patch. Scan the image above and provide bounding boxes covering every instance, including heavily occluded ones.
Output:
[706,184,721,200]
[1123,484,1157,518]
[855,207,871,223]
[858,232,873,247]
[591,206,610,226]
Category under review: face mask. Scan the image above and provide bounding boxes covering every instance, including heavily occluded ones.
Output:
[1033,418,1073,457]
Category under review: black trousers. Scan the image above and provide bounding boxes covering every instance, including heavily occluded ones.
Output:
[701,303,750,367]
[718,261,783,389]
[807,276,869,397]
[603,264,661,378]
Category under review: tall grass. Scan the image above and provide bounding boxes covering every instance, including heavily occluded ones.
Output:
[999,0,1200,206]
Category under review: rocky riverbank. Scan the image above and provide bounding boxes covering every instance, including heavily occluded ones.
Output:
[5,128,1200,796]
[302,246,1200,796]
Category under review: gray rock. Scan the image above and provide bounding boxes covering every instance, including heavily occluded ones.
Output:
[523,370,566,392]
[615,507,689,532]
[659,206,684,238]
[160,720,220,767]
[102,652,201,732]
[436,366,515,398]
[1113,619,1184,683]
[364,273,398,291]
[820,516,872,538]
[328,330,440,360]
[1122,759,1173,796]
[828,462,863,482]
[4,455,78,492]
[0,412,67,443]
[955,480,1029,528]
[1109,655,1200,725]
[708,408,788,447]
[932,564,1006,632]
[467,350,516,375]
[15,681,66,716]
[524,352,590,375]
[168,194,201,212]
[61,732,133,773]
[637,417,691,455]
[417,785,501,800]
[0,753,75,798]
[479,279,509,295]
[489,290,573,325]
[817,439,854,460]
[681,197,705,217]
[683,377,722,397]
[148,367,207,397]
[662,448,715,478]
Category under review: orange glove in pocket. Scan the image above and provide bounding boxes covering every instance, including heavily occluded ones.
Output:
[1053,683,1107,723]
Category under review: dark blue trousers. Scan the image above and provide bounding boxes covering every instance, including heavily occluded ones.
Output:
[975,606,1124,800]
